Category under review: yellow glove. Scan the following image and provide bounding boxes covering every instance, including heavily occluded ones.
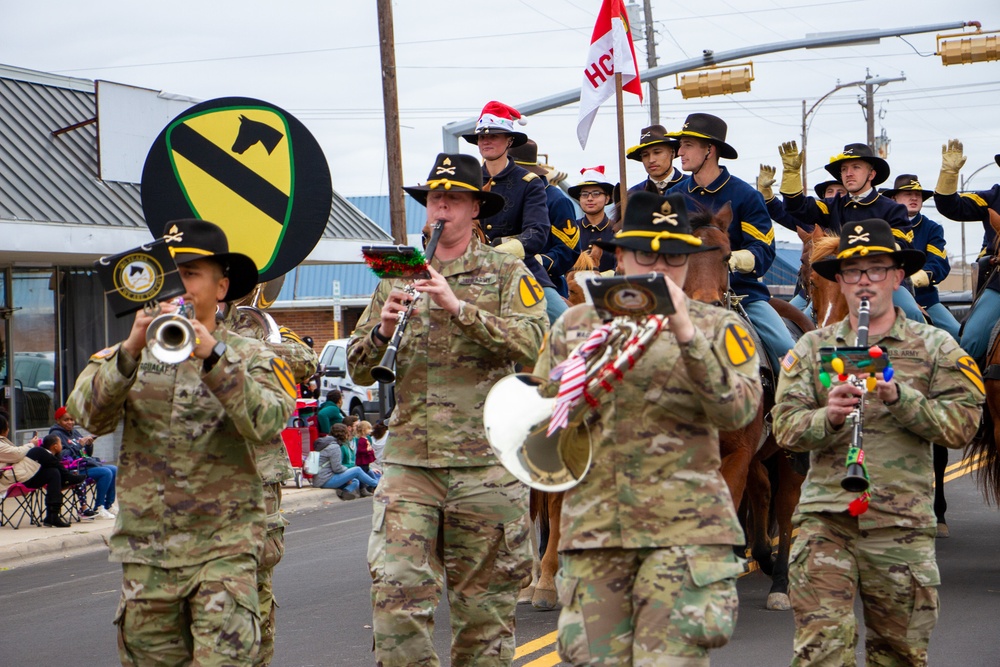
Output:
[935,139,966,196]
[757,164,776,200]
[599,269,616,277]
[729,249,755,273]
[494,239,525,259]
[911,269,930,289]
[778,141,803,195]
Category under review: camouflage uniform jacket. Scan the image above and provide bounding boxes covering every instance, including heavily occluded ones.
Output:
[773,308,984,530]
[66,327,296,567]
[347,237,548,467]
[534,300,762,550]
[226,306,319,484]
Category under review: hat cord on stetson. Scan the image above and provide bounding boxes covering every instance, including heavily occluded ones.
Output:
[169,246,215,258]
[426,178,478,192]
[836,245,895,260]
[616,230,704,252]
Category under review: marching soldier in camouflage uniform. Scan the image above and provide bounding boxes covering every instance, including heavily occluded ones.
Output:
[535,191,763,666]
[773,218,983,666]
[224,301,318,666]
[68,219,296,667]
[347,153,548,667]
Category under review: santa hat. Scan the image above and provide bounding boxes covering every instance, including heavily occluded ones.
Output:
[462,101,529,147]
[568,166,616,200]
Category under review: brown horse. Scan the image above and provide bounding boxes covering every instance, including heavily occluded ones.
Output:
[686,203,811,610]
[806,229,849,327]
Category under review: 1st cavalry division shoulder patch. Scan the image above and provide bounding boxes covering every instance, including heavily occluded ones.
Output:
[723,323,756,366]
[271,358,297,398]
[519,275,545,308]
[956,355,985,394]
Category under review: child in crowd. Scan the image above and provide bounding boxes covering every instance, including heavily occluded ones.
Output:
[354,421,380,480]
[370,421,389,466]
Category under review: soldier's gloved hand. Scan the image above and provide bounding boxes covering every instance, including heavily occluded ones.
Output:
[778,141,804,196]
[494,239,525,259]
[910,269,930,289]
[728,249,755,273]
[935,139,966,196]
[757,164,776,200]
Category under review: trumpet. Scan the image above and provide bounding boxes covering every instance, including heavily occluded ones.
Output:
[484,314,666,492]
[371,220,445,384]
[146,299,197,364]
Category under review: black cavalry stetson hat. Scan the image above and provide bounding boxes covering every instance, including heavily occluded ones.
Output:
[878,174,933,201]
[824,143,891,187]
[813,179,844,199]
[508,139,549,178]
[594,191,717,256]
[668,113,738,160]
[402,153,506,219]
[812,218,925,281]
[625,124,680,161]
[162,219,259,302]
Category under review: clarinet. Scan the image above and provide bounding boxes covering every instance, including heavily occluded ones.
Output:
[370,220,445,384]
[841,297,870,493]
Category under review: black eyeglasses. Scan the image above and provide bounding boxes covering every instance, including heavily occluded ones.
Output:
[633,250,688,267]
[838,265,897,284]
[578,191,606,199]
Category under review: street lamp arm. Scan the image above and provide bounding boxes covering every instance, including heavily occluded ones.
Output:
[442,20,973,150]
[805,80,867,119]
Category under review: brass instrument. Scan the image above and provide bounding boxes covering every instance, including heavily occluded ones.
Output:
[146,299,198,364]
[484,315,666,492]
[371,220,445,384]
[233,278,285,344]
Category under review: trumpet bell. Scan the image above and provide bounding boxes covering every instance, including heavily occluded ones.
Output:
[484,373,593,492]
[146,313,196,364]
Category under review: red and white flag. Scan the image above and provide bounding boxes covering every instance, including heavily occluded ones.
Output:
[576,0,643,149]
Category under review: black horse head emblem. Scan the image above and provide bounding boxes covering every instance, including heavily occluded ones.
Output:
[232,115,285,155]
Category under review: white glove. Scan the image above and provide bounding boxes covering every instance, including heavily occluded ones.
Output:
[494,239,525,259]
[911,269,930,289]
[729,249,755,273]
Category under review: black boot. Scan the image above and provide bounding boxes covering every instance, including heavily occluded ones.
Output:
[43,506,71,528]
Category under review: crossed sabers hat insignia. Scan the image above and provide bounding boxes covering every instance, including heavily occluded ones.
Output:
[163,225,184,243]
[651,201,678,226]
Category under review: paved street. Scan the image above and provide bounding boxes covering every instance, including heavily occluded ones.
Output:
[1,467,998,666]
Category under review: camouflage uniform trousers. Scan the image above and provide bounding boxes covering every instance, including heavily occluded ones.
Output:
[114,553,261,667]
[555,545,744,667]
[368,463,531,667]
[255,481,287,667]
[789,512,940,667]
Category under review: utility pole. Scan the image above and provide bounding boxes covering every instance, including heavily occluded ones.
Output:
[860,69,905,152]
[642,0,659,125]
[377,0,407,243]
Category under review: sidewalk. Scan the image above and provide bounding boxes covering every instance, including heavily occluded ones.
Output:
[0,484,343,570]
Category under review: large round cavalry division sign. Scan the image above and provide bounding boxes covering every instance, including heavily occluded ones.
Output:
[141,97,333,282]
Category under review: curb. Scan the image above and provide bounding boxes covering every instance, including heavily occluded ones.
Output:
[0,487,338,570]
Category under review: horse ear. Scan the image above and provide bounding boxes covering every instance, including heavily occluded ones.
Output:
[811,225,824,242]
[715,202,734,230]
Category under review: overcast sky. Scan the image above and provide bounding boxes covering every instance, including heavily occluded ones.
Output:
[3,0,999,261]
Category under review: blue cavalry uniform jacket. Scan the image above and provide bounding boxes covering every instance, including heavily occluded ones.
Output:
[579,214,618,274]
[668,166,775,304]
[782,189,914,248]
[481,158,555,289]
[538,183,581,297]
[628,166,684,196]
[934,186,1000,294]
[764,195,810,299]
[909,213,952,307]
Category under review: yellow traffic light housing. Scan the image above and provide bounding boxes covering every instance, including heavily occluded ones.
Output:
[937,29,999,65]
[675,62,754,100]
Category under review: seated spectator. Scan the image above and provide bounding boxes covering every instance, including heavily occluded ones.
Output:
[1,414,47,513]
[312,424,379,500]
[370,421,389,465]
[22,433,87,528]
[354,420,380,480]
[316,390,345,435]
[49,406,117,519]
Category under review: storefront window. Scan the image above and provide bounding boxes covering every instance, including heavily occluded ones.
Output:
[10,270,56,439]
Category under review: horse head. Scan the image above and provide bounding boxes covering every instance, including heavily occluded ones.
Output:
[232,115,285,155]
[808,228,848,327]
[685,201,733,307]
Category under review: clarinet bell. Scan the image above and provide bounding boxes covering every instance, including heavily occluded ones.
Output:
[841,463,869,493]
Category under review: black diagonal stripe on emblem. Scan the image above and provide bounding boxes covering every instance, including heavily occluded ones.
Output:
[170,122,289,224]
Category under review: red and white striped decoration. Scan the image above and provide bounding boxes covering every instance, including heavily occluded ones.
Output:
[547,324,612,436]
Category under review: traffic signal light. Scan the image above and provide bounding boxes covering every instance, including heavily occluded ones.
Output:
[937,29,999,66]
[675,62,754,100]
